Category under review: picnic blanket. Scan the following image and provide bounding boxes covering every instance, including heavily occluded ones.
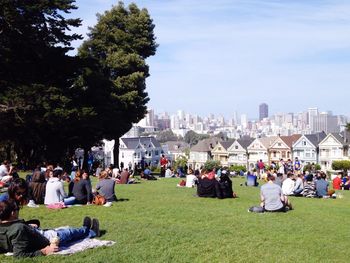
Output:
[55,238,115,255]
[5,238,115,256]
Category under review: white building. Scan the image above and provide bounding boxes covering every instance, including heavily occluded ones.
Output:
[119,137,163,169]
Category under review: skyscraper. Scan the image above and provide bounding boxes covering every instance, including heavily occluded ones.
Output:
[259,103,268,121]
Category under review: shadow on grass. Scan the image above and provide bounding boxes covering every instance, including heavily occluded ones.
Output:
[116,198,129,202]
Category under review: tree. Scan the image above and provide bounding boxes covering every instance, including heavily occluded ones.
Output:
[78,1,158,166]
[204,160,221,171]
[184,130,209,146]
[0,0,85,165]
[332,160,350,174]
[156,129,178,143]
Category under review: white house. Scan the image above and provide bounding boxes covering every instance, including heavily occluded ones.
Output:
[188,138,220,170]
[247,136,277,170]
[119,136,163,169]
[318,133,348,171]
[227,138,254,168]
[292,132,326,165]
[211,141,234,167]
[161,141,189,162]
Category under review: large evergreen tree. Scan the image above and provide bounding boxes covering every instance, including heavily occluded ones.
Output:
[0,0,85,164]
[79,2,158,165]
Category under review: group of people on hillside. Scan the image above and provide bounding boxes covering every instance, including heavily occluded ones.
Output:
[0,161,128,208]
[255,157,303,178]
[0,177,101,257]
[176,167,236,199]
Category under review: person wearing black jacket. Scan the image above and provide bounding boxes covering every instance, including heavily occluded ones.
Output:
[217,171,234,198]
[72,171,92,204]
[197,177,221,198]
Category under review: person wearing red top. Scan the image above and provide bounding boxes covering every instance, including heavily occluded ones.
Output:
[160,155,168,177]
[333,172,343,190]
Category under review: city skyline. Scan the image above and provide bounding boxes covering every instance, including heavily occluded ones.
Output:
[72,0,350,117]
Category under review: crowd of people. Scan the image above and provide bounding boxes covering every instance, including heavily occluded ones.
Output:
[0,160,138,208]
[1,156,348,256]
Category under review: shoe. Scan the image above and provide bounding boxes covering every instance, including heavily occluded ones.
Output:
[91,218,100,237]
[103,202,112,207]
[27,200,39,208]
[83,216,92,229]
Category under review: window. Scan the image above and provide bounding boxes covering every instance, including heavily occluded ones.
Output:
[218,147,222,150]
[122,153,124,158]
[278,143,281,146]
[273,151,277,157]
[282,152,286,158]
[302,140,307,146]
[155,150,159,156]
[235,146,238,149]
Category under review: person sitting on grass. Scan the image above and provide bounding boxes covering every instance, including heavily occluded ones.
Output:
[293,173,304,196]
[260,174,292,212]
[0,200,100,257]
[332,172,343,190]
[185,169,198,188]
[0,178,30,209]
[315,172,329,198]
[282,172,295,196]
[72,170,93,205]
[197,169,221,198]
[142,165,157,180]
[95,171,117,207]
[245,171,258,187]
[303,174,316,198]
[217,170,236,198]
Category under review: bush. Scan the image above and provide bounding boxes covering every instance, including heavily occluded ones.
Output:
[229,165,247,174]
[151,166,161,174]
[303,163,321,172]
[332,160,350,172]
[173,155,188,171]
[204,160,221,171]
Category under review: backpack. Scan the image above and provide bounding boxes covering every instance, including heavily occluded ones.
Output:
[93,194,106,205]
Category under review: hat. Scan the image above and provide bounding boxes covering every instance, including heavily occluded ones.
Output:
[221,170,227,175]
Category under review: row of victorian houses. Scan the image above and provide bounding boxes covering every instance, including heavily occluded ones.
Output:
[188,131,350,171]
[117,131,349,172]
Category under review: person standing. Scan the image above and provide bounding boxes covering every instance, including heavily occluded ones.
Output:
[160,154,168,177]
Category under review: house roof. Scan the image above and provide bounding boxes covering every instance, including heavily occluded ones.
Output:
[120,137,161,149]
[191,137,221,152]
[220,141,235,150]
[304,132,327,147]
[280,134,302,148]
[331,133,347,146]
[237,137,254,149]
[259,136,278,149]
[162,141,189,152]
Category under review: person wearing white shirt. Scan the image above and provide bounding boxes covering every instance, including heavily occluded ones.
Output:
[282,173,295,196]
[185,169,198,187]
[293,174,304,196]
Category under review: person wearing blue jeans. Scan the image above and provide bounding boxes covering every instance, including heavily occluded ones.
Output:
[0,200,100,257]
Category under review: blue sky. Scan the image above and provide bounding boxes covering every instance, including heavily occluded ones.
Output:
[71,0,350,119]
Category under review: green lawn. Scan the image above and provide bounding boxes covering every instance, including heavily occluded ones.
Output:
[1,177,349,263]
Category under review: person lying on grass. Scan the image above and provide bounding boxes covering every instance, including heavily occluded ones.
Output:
[0,200,100,257]
[260,174,293,212]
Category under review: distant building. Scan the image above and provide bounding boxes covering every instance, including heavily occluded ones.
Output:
[119,137,163,169]
[259,103,269,121]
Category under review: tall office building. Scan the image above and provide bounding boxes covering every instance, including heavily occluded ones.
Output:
[259,103,269,120]
[308,107,318,131]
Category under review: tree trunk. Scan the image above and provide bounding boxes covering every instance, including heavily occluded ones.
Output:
[113,138,120,169]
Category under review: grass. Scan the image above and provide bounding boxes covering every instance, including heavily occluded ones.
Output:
[1,176,350,263]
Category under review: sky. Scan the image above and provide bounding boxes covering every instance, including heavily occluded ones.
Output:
[70,0,350,119]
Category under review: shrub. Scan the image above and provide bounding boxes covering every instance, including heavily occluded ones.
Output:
[303,163,321,172]
[332,160,350,172]
[229,165,247,174]
[204,160,221,171]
